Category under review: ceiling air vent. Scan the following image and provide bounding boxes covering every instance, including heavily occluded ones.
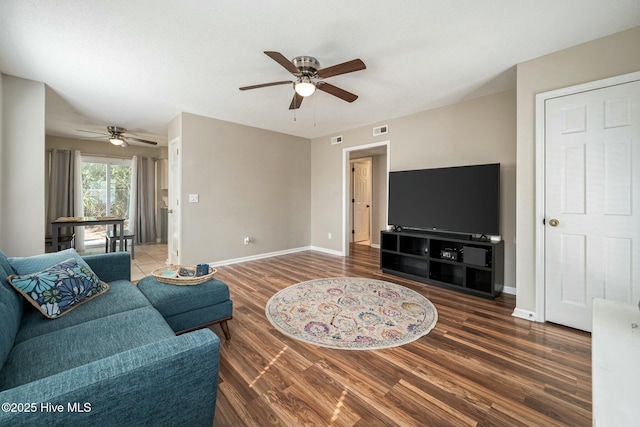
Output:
[373,124,388,136]
[331,135,343,145]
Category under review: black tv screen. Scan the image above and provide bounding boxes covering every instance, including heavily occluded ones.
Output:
[388,163,500,235]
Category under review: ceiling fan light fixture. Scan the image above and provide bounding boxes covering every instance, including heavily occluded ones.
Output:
[295,78,316,97]
[109,136,124,146]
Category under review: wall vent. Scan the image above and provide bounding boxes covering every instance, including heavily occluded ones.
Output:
[373,124,388,136]
[331,135,343,145]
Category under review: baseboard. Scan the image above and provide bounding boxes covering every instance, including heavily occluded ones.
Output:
[512,307,538,322]
[309,246,345,256]
[502,285,516,295]
[209,245,347,267]
[370,243,380,249]
[208,246,312,267]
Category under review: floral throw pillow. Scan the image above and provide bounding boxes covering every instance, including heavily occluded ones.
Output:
[7,258,109,319]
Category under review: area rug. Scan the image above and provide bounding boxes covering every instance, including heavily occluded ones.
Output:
[265,277,438,350]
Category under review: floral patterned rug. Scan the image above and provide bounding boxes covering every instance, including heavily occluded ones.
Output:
[265,277,438,350]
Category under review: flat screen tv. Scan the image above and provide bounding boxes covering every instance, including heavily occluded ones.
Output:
[388,163,500,236]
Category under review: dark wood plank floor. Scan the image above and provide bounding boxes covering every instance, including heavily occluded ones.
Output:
[209,244,591,427]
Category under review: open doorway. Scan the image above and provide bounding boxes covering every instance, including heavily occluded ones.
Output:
[342,141,390,256]
[350,158,372,246]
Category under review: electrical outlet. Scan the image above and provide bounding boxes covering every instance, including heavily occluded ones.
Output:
[243,236,250,245]
[328,232,332,239]
[189,194,199,203]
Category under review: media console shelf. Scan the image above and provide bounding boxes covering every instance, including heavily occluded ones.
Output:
[380,230,504,298]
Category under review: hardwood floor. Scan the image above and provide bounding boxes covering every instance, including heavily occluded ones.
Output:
[210,245,591,427]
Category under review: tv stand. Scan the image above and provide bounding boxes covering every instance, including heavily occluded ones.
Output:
[380,230,504,299]
[395,228,472,241]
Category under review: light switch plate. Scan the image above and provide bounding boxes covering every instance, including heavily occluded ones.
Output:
[189,194,199,203]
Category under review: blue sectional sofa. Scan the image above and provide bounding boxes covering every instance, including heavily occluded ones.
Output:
[0,249,220,427]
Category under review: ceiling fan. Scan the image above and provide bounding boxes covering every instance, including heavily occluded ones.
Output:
[76,126,158,147]
[240,51,366,109]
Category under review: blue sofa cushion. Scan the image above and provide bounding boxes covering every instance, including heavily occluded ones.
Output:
[7,248,90,275]
[15,279,151,344]
[83,252,131,283]
[7,258,109,319]
[0,306,176,390]
[0,251,22,374]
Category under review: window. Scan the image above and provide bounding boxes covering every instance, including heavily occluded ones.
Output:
[81,156,132,244]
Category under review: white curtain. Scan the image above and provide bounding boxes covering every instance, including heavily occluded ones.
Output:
[128,155,138,234]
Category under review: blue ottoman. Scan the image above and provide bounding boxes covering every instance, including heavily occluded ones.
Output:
[137,275,232,339]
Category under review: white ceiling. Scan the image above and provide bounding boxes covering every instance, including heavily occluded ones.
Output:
[1,1,639,145]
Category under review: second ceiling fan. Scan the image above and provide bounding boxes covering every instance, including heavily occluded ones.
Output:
[76,126,158,147]
[240,51,366,110]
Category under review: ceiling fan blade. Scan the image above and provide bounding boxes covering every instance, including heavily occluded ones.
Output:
[289,92,304,110]
[123,136,158,146]
[316,59,366,79]
[239,80,292,91]
[264,51,300,75]
[317,83,358,103]
[76,129,109,136]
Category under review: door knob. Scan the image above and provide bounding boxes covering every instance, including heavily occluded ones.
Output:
[168,209,173,214]
[549,218,559,227]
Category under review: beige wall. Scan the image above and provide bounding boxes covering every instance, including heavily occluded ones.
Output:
[0,75,45,256]
[176,112,311,265]
[311,90,517,287]
[515,26,640,314]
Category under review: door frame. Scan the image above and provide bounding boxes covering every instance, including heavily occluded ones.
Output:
[342,141,390,256]
[350,158,372,244]
[168,136,181,265]
[534,70,640,322]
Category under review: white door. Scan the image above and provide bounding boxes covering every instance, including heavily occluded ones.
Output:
[168,138,181,265]
[353,161,371,243]
[544,79,640,331]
